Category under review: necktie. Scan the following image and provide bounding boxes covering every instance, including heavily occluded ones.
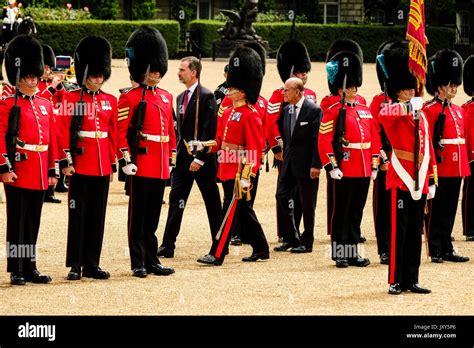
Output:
[182,89,189,117]
[290,105,298,136]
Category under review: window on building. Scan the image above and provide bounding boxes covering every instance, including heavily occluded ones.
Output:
[456,11,469,44]
[198,0,211,20]
[319,2,339,24]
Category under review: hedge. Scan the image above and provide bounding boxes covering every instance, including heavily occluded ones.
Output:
[189,20,456,62]
[35,20,180,58]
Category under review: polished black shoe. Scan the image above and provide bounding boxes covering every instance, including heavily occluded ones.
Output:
[348,256,370,267]
[290,245,312,253]
[10,273,26,285]
[147,263,175,276]
[466,236,474,241]
[379,253,389,265]
[242,250,270,262]
[335,258,349,268]
[443,251,469,263]
[132,267,147,278]
[157,246,174,258]
[359,235,367,243]
[25,270,52,284]
[230,236,242,246]
[55,184,68,193]
[67,267,81,280]
[197,254,223,266]
[273,242,297,252]
[431,255,443,263]
[44,195,61,203]
[402,283,431,294]
[388,283,402,295]
[82,266,110,279]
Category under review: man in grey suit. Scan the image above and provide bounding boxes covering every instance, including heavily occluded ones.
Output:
[275,77,322,253]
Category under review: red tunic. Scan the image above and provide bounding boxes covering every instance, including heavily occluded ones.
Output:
[462,99,474,162]
[117,86,176,180]
[37,79,65,108]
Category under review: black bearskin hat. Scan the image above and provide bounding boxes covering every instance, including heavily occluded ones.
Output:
[42,44,55,68]
[74,35,112,87]
[227,46,263,105]
[380,40,417,102]
[277,39,311,83]
[240,41,266,75]
[425,54,436,96]
[5,35,43,85]
[426,49,463,96]
[326,38,363,63]
[375,40,396,92]
[126,26,168,84]
[463,55,474,96]
[326,51,362,96]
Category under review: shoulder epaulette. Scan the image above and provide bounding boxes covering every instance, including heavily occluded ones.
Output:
[120,85,139,94]
[247,104,257,112]
[424,99,437,108]
[328,102,340,110]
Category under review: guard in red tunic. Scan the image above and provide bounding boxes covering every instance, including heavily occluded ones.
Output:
[370,40,395,264]
[462,55,474,242]
[267,39,315,247]
[378,40,437,295]
[117,26,176,278]
[319,48,379,268]
[58,36,117,281]
[197,45,269,265]
[423,49,470,263]
[0,35,59,285]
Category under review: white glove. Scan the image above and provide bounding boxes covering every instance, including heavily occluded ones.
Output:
[191,141,204,152]
[329,168,343,180]
[371,170,378,181]
[122,163,137,176]
[427,184,436,200]
[409,97,424,112]
[240,178,251,188]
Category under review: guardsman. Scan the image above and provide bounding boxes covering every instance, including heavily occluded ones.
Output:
[423,49,470,263]
[378,40,436,295]
[117,26,176,278]
[197,45,269,266]
[370,40,394,264]
[0,35,58,285]
[213,64,228,109]
[462,55,474,242]
[319,39,368,243]
[318,47,379,268]
[58,36,117,281]
[267,39,315,245]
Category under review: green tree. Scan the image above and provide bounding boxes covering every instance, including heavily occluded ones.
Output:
[88,0,118,20]
[131,0,158,20]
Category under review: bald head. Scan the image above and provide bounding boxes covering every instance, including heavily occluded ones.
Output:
[283,77,304,105]
[286,77,304,92]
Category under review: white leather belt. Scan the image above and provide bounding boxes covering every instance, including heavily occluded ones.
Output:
[78,131,108,139]
[343,142,371,150]
[141,133,169,143]
[439,138,465,145]
[17,143,48,152]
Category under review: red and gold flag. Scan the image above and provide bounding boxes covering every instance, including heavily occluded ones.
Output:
[406,0,428,95]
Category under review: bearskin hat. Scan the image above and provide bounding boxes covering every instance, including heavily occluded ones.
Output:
[240,41,266,75]
[5,35,43,85]
[375,40,396,92]
[326,38,363,63]
[126,26,168,84]
[326,51,362,96]
[74,35,112,87]
[380,40,417,102]
[42,44,55,68]
[276,39,311,83]
[426,49,463,96]
[227,46,263,105]
[425,55,437,96]
[463,55,474,97]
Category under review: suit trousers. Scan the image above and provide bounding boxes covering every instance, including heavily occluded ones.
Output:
[66,174,110,268]
[4,185,45,274]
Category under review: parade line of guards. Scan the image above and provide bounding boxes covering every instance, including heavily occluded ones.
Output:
[0,26,473,295]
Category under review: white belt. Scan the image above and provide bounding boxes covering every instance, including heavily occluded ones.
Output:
[343,142,371,150]
[439,138,465,145]
[17,143,48,152]
[78,131,108,139]
[141,133,169,143]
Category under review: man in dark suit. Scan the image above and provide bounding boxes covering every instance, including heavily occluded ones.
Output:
[158,56,222,258]
[275,77,322,253]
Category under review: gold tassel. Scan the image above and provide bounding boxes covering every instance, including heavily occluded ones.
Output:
[234,172,243,200]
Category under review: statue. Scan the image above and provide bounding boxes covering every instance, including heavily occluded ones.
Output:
[218,0,261,41]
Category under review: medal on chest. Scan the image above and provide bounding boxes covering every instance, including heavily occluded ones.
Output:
[101,100,112,111]
[231,112,242,122]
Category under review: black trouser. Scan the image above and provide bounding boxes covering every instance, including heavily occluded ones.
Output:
[4,185,46,275]
[426,177,462,256]
[330,177,370,260]
[66,174,110,269]
[128,176,166,269]
[373,170,390,255]
[276,165,319,247]
[326,171,333,235]
[233,168,260,240]
[161,165,222,250]
[388,188,426,285]
[462,163,474,237]
[210,180,269,263]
